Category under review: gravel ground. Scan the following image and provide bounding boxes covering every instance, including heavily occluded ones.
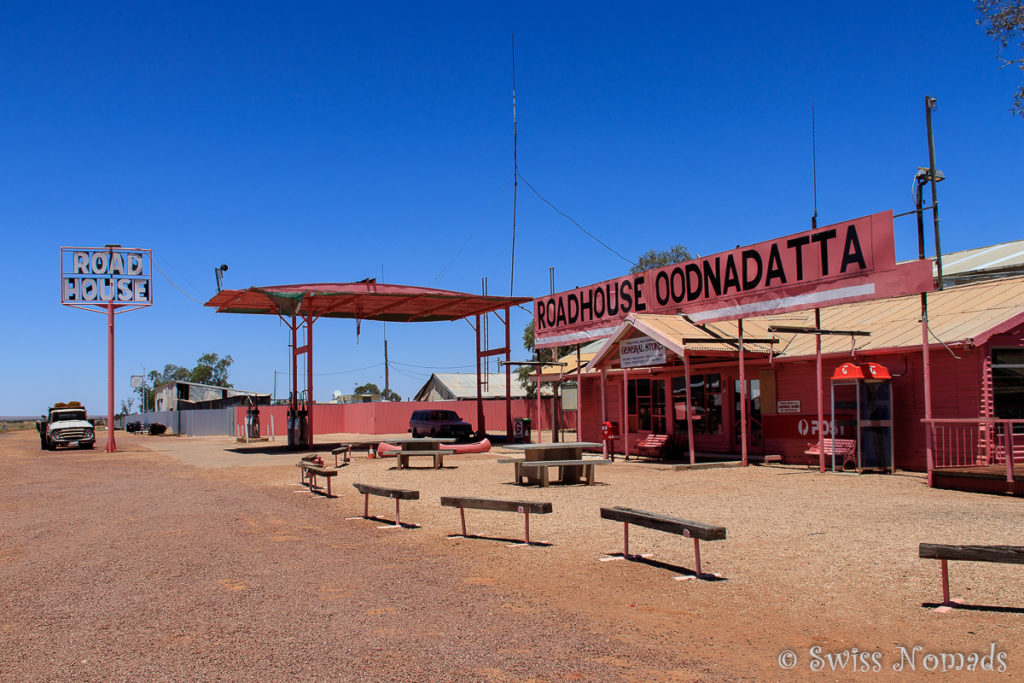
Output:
[2,429,1022,681]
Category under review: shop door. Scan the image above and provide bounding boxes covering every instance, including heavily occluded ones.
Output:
[732,378,762,451]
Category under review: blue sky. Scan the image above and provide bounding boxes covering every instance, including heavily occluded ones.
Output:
[2,1,1021,416]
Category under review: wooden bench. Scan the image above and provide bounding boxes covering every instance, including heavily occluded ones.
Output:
[331,445,352,467]
[440,496,553,546]
[296,462,338,497]
[627,433,668,461]
[600,506,726,580]
[350,482,420,528]
[397,449,453,470]
[804,438,857,469]
[515,459,610,486]
[919,543,1024,609]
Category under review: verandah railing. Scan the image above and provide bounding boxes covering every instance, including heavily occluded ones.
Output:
[922,418,1024,484]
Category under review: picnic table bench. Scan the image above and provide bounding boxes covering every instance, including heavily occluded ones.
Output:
[397,449,453,470]
[919,543,1024,609]
[296,461,338,497]
[350,482,420,528]
[440,496,553,546]
[804,437,857,469]
[600,506,726,580]
[515,459,610,486]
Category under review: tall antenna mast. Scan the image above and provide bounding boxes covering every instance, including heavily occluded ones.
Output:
[510,34,519,296]
[811,103,818,229]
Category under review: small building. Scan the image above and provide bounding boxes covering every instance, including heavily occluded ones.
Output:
[153,381,270,411]
[414,373,534,401]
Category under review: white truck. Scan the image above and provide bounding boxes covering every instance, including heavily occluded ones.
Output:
[36,401,96,450]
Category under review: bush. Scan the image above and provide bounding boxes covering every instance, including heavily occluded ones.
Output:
[147,423,167,435]
[125,421,142,433]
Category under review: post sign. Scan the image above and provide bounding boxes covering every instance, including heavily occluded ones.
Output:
[61,247,152,308]
[533,211,935,347]
[60,245,152,453]
[777,400,801,414]
[130,375,144,389]
[620,336,666,368]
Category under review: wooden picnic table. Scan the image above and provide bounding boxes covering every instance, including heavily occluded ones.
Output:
[506,442,603,485]
[382,437,456,452]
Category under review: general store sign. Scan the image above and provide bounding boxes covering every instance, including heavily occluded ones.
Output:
[61,246,152,306]
[534,211,934,348]
[619,336,666,368]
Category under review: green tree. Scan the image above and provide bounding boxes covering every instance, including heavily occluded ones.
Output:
[147,353,235,402]
[630,244,693,273]
[516,321,574,398]
[353,382,401,401]
[976,0,1024,116]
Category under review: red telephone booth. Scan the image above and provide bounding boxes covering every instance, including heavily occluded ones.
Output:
[830,362,895,473]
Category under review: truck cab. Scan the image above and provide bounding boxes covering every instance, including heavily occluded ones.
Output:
[37,401,96,450]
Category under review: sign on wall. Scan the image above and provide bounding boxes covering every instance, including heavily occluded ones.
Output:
[620,336,666,368]
[777,400,801,414]
[533,211,934,348]
[61,246,152,308]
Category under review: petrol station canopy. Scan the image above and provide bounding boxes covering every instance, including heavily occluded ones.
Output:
[204,282,531,321]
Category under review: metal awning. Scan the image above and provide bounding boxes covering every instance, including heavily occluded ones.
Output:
[205,282,531,321]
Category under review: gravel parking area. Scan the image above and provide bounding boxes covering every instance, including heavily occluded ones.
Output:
[2,429,1022,680]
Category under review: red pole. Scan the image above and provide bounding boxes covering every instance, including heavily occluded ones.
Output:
[504,307,512,438]
[306,312,314,449]
[106,302,117,453]
[922,295,935,486]
[475,314,484,435]
[535,368,542,444]
[739,319,747,467]
[622,368,629,460]
[816,309,825,473]
[684,349,695,465]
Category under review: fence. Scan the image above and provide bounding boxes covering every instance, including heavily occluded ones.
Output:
[119,408,235,437]
[923,418,1024,484]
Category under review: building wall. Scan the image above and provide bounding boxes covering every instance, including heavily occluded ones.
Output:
[578,345,990,472]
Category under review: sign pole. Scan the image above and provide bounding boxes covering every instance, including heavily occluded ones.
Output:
[106,301,117,453]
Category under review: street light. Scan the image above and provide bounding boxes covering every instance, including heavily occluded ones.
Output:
[914,167,945,278]
[214,264,229,293]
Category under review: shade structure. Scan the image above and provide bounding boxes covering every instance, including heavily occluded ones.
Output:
[205,282,531,449]
[205,282,531,321]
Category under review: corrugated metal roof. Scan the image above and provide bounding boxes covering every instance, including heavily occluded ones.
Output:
[935,240,1024,279]
[584,274,1024,369]
[415,373,532,400]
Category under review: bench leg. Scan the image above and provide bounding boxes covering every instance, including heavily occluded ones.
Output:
[941,558,950,604]
[364,493,370,519]
[523,510,530,544]
[624,522,630,557]
[460,507,467,536]
[394,499,401,527]
[434,454,441,469]
[540,468,549,487]
[693,538,702,576]
[326,476,332,498]
[586,464,595,485]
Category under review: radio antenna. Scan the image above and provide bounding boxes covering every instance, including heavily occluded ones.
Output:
[811,103,818,229]
[510,34,519,296]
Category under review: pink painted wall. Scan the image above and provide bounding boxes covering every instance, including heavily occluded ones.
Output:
[234,398,558,438]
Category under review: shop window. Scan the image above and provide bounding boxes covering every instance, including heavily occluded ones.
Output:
[992,349,1024,420]
[628,378,666,433]
[672,373,723,435]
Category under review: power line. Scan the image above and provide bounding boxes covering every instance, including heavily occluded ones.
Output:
[517,168,635,266]
[152,258,205,304]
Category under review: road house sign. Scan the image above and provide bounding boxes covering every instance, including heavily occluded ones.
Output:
[533,211,934,348]
[61,247,152,307]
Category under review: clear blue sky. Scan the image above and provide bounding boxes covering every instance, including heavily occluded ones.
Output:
[2,1,1021,416]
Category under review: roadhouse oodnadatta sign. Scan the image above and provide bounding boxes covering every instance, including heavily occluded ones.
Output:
[533,211,934,348]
